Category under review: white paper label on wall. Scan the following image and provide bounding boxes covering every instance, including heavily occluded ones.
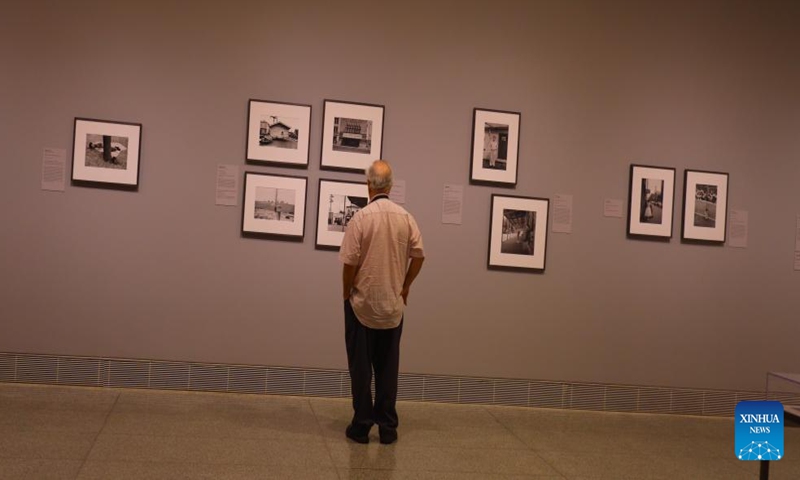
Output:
[442,184,463,225]
[390,179,406,204]
[727,209,748,248]
[215,164,239,206]
[795,214,800,251]
[552,194,573,233]
[603,199,623,218]
[41,147,66,192]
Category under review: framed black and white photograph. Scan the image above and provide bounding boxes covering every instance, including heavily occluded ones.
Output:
[241,172,307,240]
[470,108,521,187]
[315,179,369,250]
[681,169,729,243]
[627,164,676,239]
[71,118,142,188]
[488,195,549,272]
[246,99,311,167]
[320,100,384,172]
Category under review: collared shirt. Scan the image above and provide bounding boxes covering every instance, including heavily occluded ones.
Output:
[339,195,424,329]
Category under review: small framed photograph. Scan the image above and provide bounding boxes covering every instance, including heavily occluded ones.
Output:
[681,169,729,243]
[241,172,307,240]
[470,108,521,187]
[320,100,385,172]
[246,99,311,167]
[488,194,549,272]
[71,118,142,188]
[315,179,369,250]
[627,164,676,239]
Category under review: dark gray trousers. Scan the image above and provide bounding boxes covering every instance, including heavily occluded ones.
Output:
[344,300,403,434]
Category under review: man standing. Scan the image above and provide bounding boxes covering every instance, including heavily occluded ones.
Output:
[339,160,425,445]
[489,132,499,168]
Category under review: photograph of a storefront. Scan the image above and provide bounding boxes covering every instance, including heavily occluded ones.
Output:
[332,117,372,154]
[327,194,368,232]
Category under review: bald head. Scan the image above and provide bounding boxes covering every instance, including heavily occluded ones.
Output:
[366,159,393,194]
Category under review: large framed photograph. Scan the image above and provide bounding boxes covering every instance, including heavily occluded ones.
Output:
[470,108,520,187]
[488,194,549,272]
[627,164,676,239]
[246,99,311,167]
[315,179,369,250]
[681,169,729,243]
[71,118,142,188]
[241,172,307,240]
[320,100,384,172]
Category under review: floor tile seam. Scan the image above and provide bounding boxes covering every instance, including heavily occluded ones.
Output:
[0,428,108,438]
[79,456,346,469]
[72,459,558,476]
[305,398,344,480]
[335,463,559,475]
[0,454,90,461]
[480,405,569,480]
[87,430,329,445]
[75,390,121,477]
[335,461,528,474]
[72,458,344,470]
[321,439,543,452]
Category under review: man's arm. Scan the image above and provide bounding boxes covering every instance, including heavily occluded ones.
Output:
[400,257,424,305]
[342,263,358,300]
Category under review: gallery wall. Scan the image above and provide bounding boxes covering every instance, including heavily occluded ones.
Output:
[1,0,799,392]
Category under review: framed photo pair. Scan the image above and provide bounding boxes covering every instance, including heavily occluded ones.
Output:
[488,195,549,272]
[71,118,142,189]
[241,172,307,240]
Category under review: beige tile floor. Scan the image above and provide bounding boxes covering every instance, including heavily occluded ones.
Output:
[1,383,798,479]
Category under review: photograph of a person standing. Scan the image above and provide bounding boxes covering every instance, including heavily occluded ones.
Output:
[339,159,425,445]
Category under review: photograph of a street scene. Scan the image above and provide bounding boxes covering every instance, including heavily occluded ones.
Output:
[332,117,372,154]
[694,184,717,228]
[326,194,367,232]
[85,134,129,169]
[501,209,535,256]
[254,187,295,222]
[259,115,299,149]
[639,178,664,224]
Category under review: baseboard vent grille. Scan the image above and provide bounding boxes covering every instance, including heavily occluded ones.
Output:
[17,355,58,385]
[0,351,770,417]
[229,365,267,395]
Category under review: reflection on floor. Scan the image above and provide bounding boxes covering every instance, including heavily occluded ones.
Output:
[0,383,797,479]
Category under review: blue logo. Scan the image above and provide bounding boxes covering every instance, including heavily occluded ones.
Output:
[735,401,783,461]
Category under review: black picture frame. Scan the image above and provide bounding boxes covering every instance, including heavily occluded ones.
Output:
[314,179,369,250]
[488,194,549,272]
[246,99,312,168]
[626,164,676,240]
[320,99,385,173]
[241,171,307,241]
[469,108,521,187]
[71,117,142,190]
[681,169,729,243]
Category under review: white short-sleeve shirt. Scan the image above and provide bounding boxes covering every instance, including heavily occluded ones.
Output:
[339,195,424,329]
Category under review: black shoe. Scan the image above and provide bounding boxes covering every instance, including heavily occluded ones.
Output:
[345,424,369,444]
[379,427,397,445]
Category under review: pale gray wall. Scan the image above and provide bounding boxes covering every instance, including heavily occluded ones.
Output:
[1,0,799,392]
